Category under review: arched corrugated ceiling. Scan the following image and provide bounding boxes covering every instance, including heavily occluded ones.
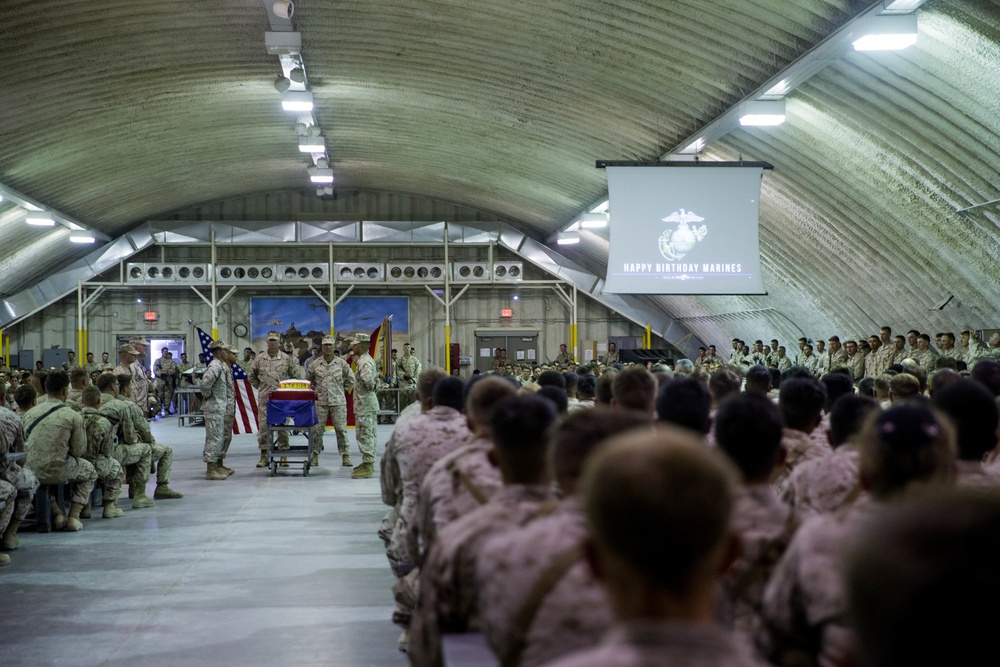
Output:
[1,0,997,347]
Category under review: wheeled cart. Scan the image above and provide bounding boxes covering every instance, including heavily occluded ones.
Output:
[266,424,314,476]
[265,387,319,477]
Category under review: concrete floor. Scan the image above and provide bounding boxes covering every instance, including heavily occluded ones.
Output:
[1,419,407,667]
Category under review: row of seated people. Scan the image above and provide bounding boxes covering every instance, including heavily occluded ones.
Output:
[0,370,182,567]
[377,358,1000,666]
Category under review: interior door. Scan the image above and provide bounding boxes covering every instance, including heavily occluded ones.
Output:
[475,335,506,373]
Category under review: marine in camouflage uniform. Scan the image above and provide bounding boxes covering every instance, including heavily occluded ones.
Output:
[128,338,151,417]
[395,344,421,411]
[779,444,864,518]
[350,334,379,478]
[772,427,831,491]
[409,483,555,667]
[153,348,179,415]
[201,340,234,480]
[81,394,125,518]
[0,478,15,563]
[477,496,612,667]
[23,390,97,531]
[0,396,39,551]
[305,336,355,466]
[116,373,182,500]
[248,331,301,465]
[98,377,154,508]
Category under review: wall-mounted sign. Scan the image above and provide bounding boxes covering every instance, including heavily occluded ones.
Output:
[144,311,158,321]
[500,308,514,319]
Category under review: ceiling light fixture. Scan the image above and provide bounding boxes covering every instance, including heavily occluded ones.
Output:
[26,214,55,226]
[739,100,786,126]
[880,0,926,14]
[281,90,313,111]
[579,213,609,229]
[69,233,96,243]
[272,1,294,19]
[853,14,918,50]
[289,67,305,83]
[310,168,334,184]
[557,232,581,245]
[299,136,326,152]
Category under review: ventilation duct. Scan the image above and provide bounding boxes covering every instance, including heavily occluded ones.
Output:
[216,264,277,283]
[452,261,491,282]
[386,262,446,282]
[278,263,330,283]
[333,262,384,282]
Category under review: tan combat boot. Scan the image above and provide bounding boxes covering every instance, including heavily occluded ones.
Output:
[279,456,289,468]
[154,485,184,499]
[218,459,235,477]
[0,553,9,566]
[310,451,319,467]
[1,520,21,550]
[51,500,67,531]
[205,462,227,481]
[65,502,86,531]
[256,450,269,468]
[341,453,352,467]
[103,501,124,518]
[351,462,375,479]
[132,486,155,509]
[80,502,92,519]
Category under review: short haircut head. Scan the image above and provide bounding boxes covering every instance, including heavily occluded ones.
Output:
[971,359,1000,397]
[117,373,132,391]
[577,374,597,399]
[889,373,921,400]
[857,377,875,398]
[13,384,36,410]
[708,369,741,404]
[828,395,879,447]
[69,367,88,384]
[821,372,856,412]
[859,404,955,499]
[465,376,518,428]
[848,490,1000,667]
[45,370,70,395]
[583,426,737,595]
[430,375,464,412]
[537,370,567,389]
[611,367,657,413]
[563,372,579,391]
[595,371,616,405]
[656,378,711,434]
[929,368,962,395]
[779,377,827,431]
[417,368,448,405]
[491,395,557,481]
[537,385,569,414]
[96,373,118,392]
[715,394,784,481]
[932,380,999,461]
[81,385,102,407]
[553,407,652,492]
[744,365,771,396]
[934,356,958,371]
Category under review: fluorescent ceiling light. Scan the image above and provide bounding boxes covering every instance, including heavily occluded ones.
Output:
[740,100,786,126]
[310,168,334,184]
[762,79,789,98]
[298,136,326,152]
[281,90,314,111]
[557,232,580,245]
[24,203,43,211]
[69,233,96,243]
[880,0,926,14]
[579,213,608,229]
[853,14,918,51]
[26,214,55,226]
[0,195,4,203]
[681,138,705,154]
[590,200,609,214]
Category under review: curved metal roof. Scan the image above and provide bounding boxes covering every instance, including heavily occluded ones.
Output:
[1,0,997,346]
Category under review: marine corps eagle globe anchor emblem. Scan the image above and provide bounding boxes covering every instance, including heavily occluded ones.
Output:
[658,209,707,261]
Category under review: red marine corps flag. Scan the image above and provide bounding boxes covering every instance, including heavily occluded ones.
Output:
[198,327,259,434]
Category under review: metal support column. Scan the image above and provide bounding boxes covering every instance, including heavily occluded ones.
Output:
[444,221,451,373]
[210,230,218,338]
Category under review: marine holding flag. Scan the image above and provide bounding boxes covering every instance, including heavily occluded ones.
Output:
[200,338,234,481]
[197,327,259,438]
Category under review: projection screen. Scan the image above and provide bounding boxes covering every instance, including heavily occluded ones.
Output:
[603,164,767,295]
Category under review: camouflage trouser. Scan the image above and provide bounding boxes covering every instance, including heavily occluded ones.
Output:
[0,479,16,536]
[91,455,123,503]
[397,386,417,412]
[37,457,97,506]
[311,404,348,455]
[148,442,173,484]
[392,568,420,629]
[2,463,38,522]
[257,398,289,451]
[203,411,226,463]
[221,409,234,460]
[115,442,152,487]
[354,409,378,464]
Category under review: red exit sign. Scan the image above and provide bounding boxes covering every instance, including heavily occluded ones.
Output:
[500,308,514,319]
[144,311,158,321]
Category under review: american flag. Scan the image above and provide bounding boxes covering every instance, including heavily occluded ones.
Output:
[197,327,259,434]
